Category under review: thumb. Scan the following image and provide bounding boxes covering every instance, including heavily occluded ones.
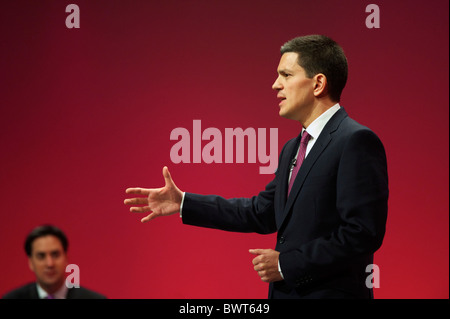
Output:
[162,166,174,187]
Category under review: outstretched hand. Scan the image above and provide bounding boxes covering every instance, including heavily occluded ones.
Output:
[124,166,183,223]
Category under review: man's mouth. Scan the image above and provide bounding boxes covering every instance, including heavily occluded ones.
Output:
[277,95,286,106]
[45,270,57,278]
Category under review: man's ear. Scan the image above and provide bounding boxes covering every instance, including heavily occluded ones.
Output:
[313,73,328,98]
[28,257,35,272]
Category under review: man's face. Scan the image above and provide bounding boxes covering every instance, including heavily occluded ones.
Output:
[28,235,68,291]
[272,52,316,122]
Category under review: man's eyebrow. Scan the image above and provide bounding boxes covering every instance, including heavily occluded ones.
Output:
[278,68,292,74]
[34,249,61,255]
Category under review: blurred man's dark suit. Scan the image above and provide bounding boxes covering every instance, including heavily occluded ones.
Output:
[2,282,106,299]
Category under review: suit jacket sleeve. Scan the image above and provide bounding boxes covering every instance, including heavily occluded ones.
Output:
[279,128,389,286]
[180,143,290,234]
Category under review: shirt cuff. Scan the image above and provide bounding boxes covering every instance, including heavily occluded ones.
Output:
[278,259,284,279]
[179,192,186,218]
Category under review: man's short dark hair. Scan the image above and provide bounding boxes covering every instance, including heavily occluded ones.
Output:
[280,35,348,102]
[24,224,68,256]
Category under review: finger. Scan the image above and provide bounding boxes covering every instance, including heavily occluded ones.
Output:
[124,197,148,205]
[250,249,262,266]
[251,255,263,266]
[130,206,152,213]
[126,188,150,195]
[257,270,269,283]
[141,212,158,223]
[254,264,264,271]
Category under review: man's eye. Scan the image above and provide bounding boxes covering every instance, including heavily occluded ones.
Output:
[51,251,61,258]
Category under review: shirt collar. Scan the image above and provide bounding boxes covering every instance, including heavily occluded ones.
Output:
[36,282,68,299]
[304,103,341,139]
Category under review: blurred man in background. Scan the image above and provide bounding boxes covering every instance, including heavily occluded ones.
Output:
[2,224,106,299]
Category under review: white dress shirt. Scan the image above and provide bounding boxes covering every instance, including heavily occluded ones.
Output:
[288,104,341,183]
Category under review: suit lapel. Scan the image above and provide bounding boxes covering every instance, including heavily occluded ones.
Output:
[278,108,348,228]
[31,284,40,299]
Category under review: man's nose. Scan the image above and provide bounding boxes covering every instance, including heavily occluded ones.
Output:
[45,255,55,267]
[272,76,282,90]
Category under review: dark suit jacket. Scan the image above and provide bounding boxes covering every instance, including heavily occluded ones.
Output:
[2,282,106,299]
[182,108,389,299]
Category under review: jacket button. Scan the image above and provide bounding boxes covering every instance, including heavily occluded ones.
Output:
[279,236,285,244]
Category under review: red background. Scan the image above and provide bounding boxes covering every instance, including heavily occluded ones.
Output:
[0,0,448,299]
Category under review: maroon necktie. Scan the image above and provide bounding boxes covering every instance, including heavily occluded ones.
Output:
[288,131,311,197]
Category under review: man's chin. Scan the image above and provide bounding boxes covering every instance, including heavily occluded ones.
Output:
[278,107,288,118]
[279,109,296,121]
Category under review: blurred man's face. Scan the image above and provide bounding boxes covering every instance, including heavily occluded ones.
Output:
[28,235,68,292]
[272,52,315,122]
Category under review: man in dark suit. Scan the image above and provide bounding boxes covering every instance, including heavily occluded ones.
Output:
[124,35,388,299]
[2,225,106,299]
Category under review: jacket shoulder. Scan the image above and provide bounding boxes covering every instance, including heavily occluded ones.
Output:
[2,282,38,299]
[335,115,383,145]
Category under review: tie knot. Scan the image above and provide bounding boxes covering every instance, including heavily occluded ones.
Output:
[300,131,311,144]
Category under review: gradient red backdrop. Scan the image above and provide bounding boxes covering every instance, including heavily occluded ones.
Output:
[0,0,448,299]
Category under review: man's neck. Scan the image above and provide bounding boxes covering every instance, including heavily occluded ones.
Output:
[301,99,338,128]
